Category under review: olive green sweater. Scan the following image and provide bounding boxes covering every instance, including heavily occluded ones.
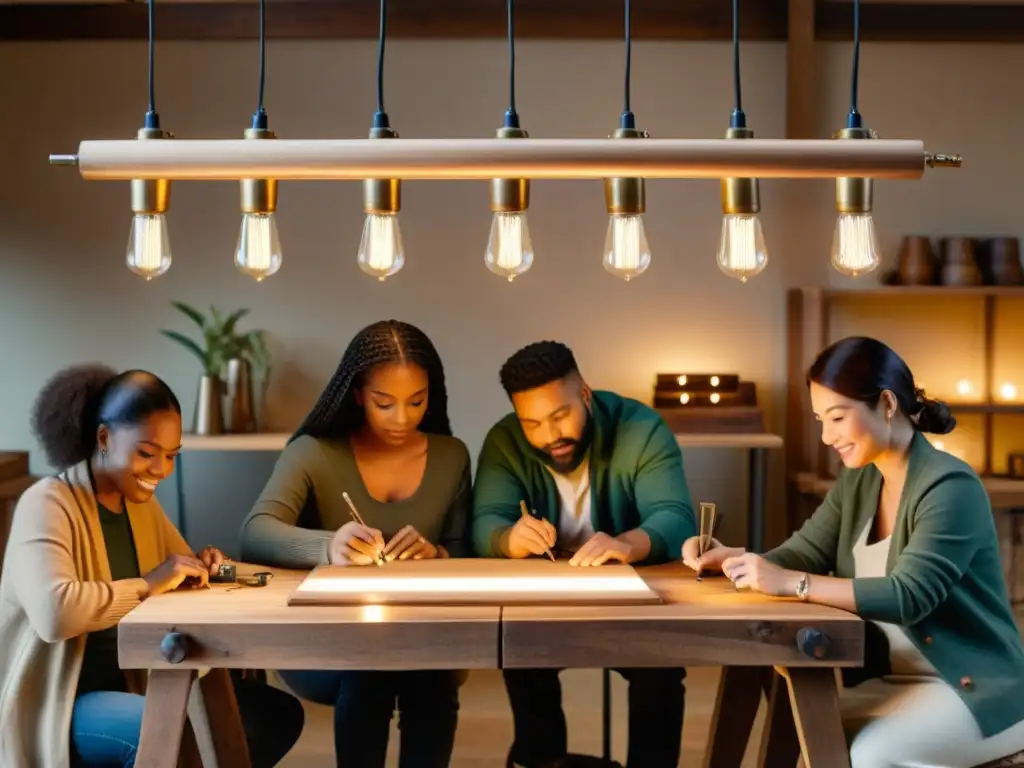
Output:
[765,431,1024,738]
[239,433,472,568]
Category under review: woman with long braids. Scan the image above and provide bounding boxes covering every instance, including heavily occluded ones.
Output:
[240,319,472,768]
[0,364,304,768]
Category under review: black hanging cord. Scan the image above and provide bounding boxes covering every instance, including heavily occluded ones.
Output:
[377,0,387,114]
[847,0,862,128]
[503,0,519,128]
[252,0,268,129]
[620,0,634,129]
[730,0,746,128]
[373,0,390,128]
[144,0,159,128]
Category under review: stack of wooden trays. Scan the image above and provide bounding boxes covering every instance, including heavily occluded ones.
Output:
[653,373,765,434]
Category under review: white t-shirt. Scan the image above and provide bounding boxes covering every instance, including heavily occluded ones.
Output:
[545,455,596,553]
[853,519,938,678]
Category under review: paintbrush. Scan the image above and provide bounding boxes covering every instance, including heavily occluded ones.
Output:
[520,500,556,562]
[342,491,385,566]
[696,501,718,582]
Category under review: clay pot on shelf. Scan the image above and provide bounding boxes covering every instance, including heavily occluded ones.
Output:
[895,235,937,285]
[978,237,1023,286]
[939,237,983,286]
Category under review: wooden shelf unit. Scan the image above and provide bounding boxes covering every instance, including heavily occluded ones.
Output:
[786,285,1024,532]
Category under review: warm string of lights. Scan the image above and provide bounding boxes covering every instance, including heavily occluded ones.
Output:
[51,0,962,285]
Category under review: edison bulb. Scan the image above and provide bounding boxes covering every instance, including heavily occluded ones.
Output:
[358,213,405,281]
[717,214,768,282]
[603,213,651,281]
[126,213,172,280]
[830,213,881,277]
[485,211,534,282]
[235,213,283,282]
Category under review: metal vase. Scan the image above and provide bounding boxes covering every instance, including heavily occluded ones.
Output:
[193,375,224,436]
[224,358,256,434]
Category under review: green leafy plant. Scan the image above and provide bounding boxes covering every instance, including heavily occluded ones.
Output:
[239,330,271,378]
[160,302,252,378]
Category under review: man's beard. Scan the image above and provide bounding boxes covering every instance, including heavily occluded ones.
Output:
[538,411,593,472]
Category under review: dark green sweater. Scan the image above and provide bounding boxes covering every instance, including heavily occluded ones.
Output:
[765,430,1024,738]
[239,433,473,568]
[472,390,696,564]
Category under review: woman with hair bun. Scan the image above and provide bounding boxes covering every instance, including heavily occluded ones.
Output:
[682,336,1024,767]
[0,364,304,768]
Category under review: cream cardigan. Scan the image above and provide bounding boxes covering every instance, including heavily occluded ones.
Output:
[0,459,193,768]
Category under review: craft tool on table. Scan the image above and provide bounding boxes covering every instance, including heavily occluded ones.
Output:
[520,500,557,562]
[343,491,385,566]
[696,501,718,582]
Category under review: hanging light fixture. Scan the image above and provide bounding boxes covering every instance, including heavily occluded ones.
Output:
[717,0,768,283]
[358,0,405,281]
[236,0,283,282]
[485,0,533,282]
[603,0,651,282]
[126,0,173,281]
[831,0,880,278]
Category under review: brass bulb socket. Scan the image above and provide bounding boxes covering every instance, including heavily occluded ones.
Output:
[835,126,875,214]
[721,126,760,216]
[491,125,530,213]
[239,127,279,214]
[364,125,401,214]
[604,126,648,215]
[131,127,173,214]
[364,178,401,215]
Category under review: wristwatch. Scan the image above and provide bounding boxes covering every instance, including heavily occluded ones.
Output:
[795,573,811,601]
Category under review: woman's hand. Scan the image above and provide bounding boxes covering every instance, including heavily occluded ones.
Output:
[721,552,802,597]
[382,525,439,561]
[143,554,210,596]
[681,536,745,574]
[196,545,226,575]
[328,521,385,566]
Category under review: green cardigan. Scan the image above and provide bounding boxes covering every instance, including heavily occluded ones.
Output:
[765,431,1024,739]
[471,390,696,564]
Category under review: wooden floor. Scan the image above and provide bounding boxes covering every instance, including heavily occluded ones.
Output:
[275,666,768,767]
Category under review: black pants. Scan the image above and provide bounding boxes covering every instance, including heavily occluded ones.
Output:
[279,668,461,768]
[502,667,686,768]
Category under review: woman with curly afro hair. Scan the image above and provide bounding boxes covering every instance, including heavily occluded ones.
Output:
[0,364,304,768]
[239,319,472,768]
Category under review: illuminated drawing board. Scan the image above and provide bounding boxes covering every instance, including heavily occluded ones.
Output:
[287,558,663,607]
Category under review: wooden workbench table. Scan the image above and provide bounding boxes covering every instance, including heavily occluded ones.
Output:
[120,563,862,768]
[502,563,864,768]
[118,567,500,768]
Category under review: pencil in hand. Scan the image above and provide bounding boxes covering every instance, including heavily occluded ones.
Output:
[520,500,557,562]
[696,502,718,582]
[342,491,385,566]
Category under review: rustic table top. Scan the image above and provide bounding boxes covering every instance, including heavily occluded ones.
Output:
[501,562,864,669]
[117,567,501,670]
[118,561,863,671]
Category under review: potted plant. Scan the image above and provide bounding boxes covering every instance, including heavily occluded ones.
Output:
[236,329,273,431]
[160,302,253,435]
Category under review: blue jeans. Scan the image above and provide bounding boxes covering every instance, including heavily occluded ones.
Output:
[278,668,460,768]
[70,673,304,768]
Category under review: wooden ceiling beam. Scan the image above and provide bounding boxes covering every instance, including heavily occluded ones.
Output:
[3,0,1022,42]
[0,0,789,42]
[816,2,1024,42]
